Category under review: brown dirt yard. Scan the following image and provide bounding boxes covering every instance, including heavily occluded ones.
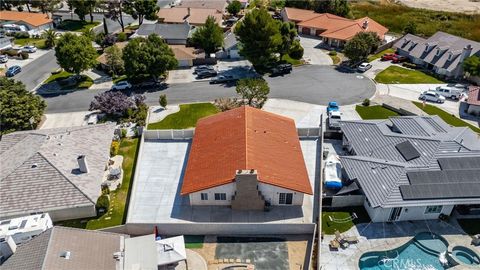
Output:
[394,0,480,14]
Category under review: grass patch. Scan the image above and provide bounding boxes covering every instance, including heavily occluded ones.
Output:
[184,235,205,248]
[56,138,140,229]
[321,207,371,235]
[329,54,341,65]
[367,48,395,62]
[57,19,100,32]
[43,70,94,89]
[148,103,219,129]
[281,54,303,66]
[355,105,400,120]
[375,66,444,84]
[14,38,47,49]
[457,219,480,235]
[351,2,480,42]
[413,102,480,133]
[113,75,128,84]
[44,70,73,84]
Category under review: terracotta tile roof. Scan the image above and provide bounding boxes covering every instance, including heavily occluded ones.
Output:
[467,86,480,106]
[283,7,318,22]
[181,106,313,195]
[157,7,223,26]
[0,11,52,27]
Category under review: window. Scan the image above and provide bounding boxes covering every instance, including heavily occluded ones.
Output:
[200,193,208,201]
[279,193,293,205]
[448,53,454,61]
[425,205,443,214]
[214,193,226,201]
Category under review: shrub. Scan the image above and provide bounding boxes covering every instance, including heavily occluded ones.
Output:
[329,51,337,56]
[362,98,370,106]
[117,32,127,42]
[402,62,418,69]
[121,128,127,138]
[20,52,29,59]
[214,97,240,112]
[96,195,110,212]
[289,41,304,60]
[14,32,30,39]
[101,185,110,195]
[110,140,120,156]
[3,49,19,57]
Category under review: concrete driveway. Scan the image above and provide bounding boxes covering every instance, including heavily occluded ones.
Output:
[3,49,52,69]
[40,111,94,129]
[299,36,333,65]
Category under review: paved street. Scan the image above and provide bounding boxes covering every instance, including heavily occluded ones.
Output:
[16,50,58,91]
[55,12,134,34]
[42,65,375,113]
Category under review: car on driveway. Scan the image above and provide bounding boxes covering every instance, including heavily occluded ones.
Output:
[5,65,21,77]
[357,62,372,72]
[270,63,292,76]
[193,65,214,74]
[431,86,463,100]
[210,75,236,84]
[327,101,340,113]
[196,69,217,79]
[392,55,408,63]
[419,91,446,103]
[21,45,37,53]
[0,55,8,63]
[111,81,132,90]
[381,53,398,61]
[327,110,342,130]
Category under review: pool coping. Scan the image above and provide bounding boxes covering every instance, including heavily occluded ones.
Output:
[448,245,480,269]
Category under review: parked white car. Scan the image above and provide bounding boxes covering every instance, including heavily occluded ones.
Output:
[21,45,37,53]
[0,55,8,63]
[357,62,372,72]
[111,81,132,90]
[431,86,463,100]
[419,91,446,103]
[327,110,342,130]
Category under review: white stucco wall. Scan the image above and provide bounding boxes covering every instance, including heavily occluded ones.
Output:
[364,200,455,222]
[258,183,304,206]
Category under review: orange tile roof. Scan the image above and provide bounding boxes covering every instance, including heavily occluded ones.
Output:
[283,7,318,22]
[181,106,313,195]
[0,11,52,27]
[157,7,223,26]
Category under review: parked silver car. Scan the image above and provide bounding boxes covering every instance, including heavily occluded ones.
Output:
[419,91,446,103]
[431,86,463,100]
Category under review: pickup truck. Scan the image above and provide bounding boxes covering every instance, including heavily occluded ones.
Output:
[327,110,342,130]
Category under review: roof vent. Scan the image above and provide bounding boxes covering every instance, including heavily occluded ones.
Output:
[362,19,369,29]
[77,155,89,173]
[59,251,71,259]
[250,169,255,174]
[31,164,38,168]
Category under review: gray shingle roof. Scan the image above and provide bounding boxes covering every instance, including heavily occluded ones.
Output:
[135,23,191,41]
[0,124,115,218]
[340,116,480,208]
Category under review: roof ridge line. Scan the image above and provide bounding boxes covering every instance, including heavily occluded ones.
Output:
[41,228,54,270]
[244,106,249,169]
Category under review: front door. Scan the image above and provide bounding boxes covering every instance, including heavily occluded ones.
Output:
[388,207,402,221]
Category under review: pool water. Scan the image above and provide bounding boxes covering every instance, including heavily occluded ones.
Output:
[452,246,480,266]
[359,232,448,270]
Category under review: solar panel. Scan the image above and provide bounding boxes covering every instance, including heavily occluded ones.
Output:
[401,183,480,200]
[407,170,480,185]
[438,156,480,170]
[395,141,421,161]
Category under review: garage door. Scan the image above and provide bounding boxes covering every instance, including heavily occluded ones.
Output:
[178,59,191,67]
[301,27,311,35]
[315,29,325,36]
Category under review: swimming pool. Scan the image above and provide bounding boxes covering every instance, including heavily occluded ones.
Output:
[451,246,480,266]
[359,232,449,270]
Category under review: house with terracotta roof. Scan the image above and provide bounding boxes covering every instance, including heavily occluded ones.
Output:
[281,7,388,48]
[0,11,53,34]
[157,7,223,26]
[182,106,313,209]
[466,86,480,116]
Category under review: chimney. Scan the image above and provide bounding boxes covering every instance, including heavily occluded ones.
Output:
[77,155,89,173]
[362,19,368,29]
[460,44,473,62]
[187,7,191,17]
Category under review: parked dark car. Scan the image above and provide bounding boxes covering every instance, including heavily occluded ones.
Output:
[271,63,292,76]
[272,14,283,20]
[193,65,214,74]
[392,55,408,63]
[196,70,218,79]
[131,79,164,90]
[210,75,236,84]
[5,65,21,77]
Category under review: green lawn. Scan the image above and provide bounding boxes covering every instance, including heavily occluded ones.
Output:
[148,103,219,129]
[43,71,94,89]
[329,54,341,65]
[351,2,480,42]
[184,235,205,249]
[368,48,395,62]
[413,102,480,133]
[57,19,100,32]
[375,66,444,84]
[355,105,400,120]
[457,219,480,235]
[281,54,303,66]
[14,38,47,49]
[321,207,371,235]
[57,138,140,229]
[113,75,128,84]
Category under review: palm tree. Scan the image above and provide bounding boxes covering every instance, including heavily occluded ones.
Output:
[42,29,59,49]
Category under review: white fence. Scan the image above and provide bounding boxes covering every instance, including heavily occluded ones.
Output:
[298,127,321,138]
[143,129,194,140]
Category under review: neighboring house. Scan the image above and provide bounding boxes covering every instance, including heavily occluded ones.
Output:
[0,11,53,35]
[281,7,388,48]
[169,45,199,67]
[0,226,127,270]
[466,86,480,116]
[0,124,116,221]
[157,7,223,26]
[182,106,313,210]
[216,30,240,59]
[227,0,248,9]
[0,37,13,50]
[338,116,480,223]
[177,0,227,12]
[131,22,192,45]
[393,31,480,78]
[0,214,53,246]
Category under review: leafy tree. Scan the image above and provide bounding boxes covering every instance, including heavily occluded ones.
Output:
[42,29,58,48]
[105,45,124,76]
[90,91,135,115]
[279,21,298,57]
[102,0,126,32]
[123,0,159,25]
[31,0,62,15]
[270,0,286,10]
[227,0,242,16]
[344,32,381,63]
[289,40,303,59]
[403,21,417,35]
[103,17,109,34]
[235,8,282,69]
[2,0,32,12]
[82,28,96,41]
[236,78,270,108]
[463,55,480,77]
[67,0,97,22]
[0,78,46,134]
[284,0,311,10]
[314,0,350,17]
[55,33,98,76]
[122,34,178,81]
[191,16,224,55]
[159,94,167,108]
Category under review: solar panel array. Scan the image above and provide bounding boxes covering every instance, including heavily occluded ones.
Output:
[395,141,421,161]
[401,156,480,200]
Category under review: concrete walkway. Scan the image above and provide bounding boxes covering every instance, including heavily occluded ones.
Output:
[299,36,333,65]
[147,105,180,124]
